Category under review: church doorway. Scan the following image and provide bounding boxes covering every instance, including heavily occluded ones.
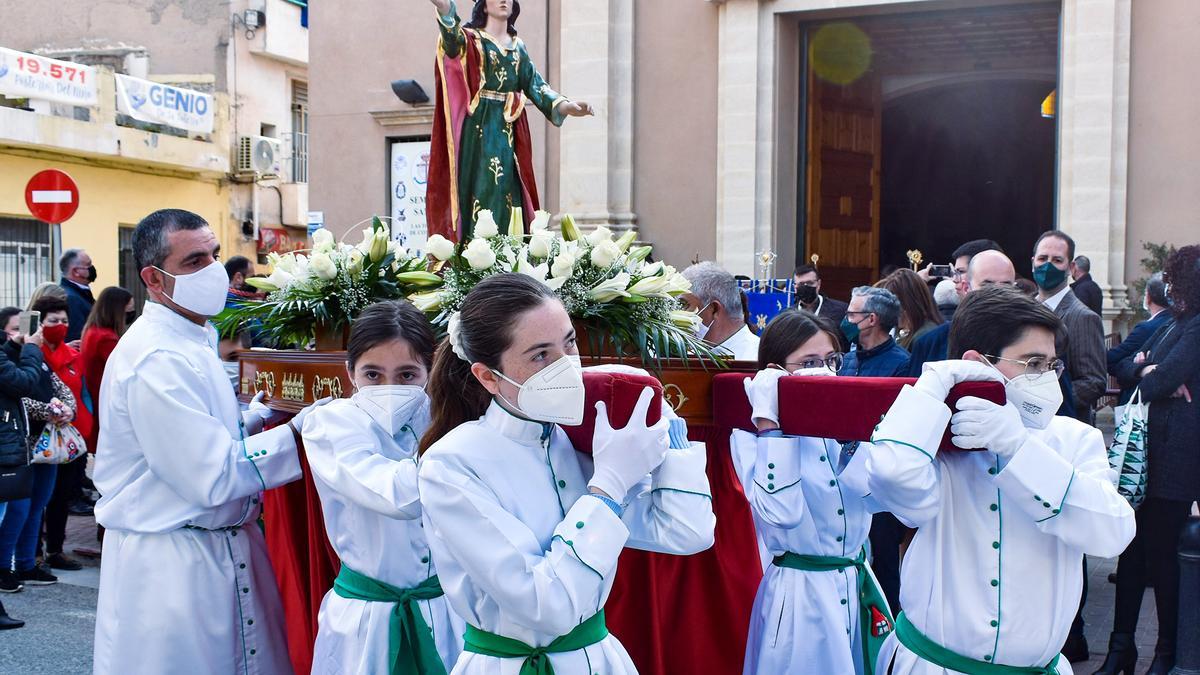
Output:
[799,2,1060,298]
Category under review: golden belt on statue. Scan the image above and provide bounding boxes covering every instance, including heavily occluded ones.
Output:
[478,89,508,102]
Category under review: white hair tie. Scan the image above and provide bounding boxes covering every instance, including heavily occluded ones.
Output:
[447,312,471,362]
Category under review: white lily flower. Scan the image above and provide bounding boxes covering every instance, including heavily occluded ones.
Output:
[589,272,633,303]
[640,261,665,277]
[670,309,703,331]
[628,275,673,298]
[586,226,614,246]
[463,238,497,270]
[474,210,500,239]
[409,290,444,312]
[425,234,456,261]
[530,210,552,231]
[550,251,577,279]
[310,251,338,280]
[590,239,622,268]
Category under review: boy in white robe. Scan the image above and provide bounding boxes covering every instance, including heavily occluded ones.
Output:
[866,285,1135,674]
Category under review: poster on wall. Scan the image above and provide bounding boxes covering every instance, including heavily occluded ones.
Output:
[389,140,431,255]
[0,46,98,107]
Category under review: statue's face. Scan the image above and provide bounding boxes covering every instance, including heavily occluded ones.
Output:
[485,0,512,20]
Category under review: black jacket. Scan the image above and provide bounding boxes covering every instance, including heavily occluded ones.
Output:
[1107,310,1173,405]
[1116,314,1200,501]
[0,340,53,467]
[60,278,95,343]
[1070,274,1103,316]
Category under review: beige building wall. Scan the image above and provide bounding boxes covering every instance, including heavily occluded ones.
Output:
[630,2,721,268]
[1125,0,1200,288]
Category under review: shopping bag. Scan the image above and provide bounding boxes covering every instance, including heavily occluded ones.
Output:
[31,422,89,465]
[1107,388,1148,509]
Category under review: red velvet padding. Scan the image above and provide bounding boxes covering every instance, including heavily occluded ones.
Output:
[777,376,1006,451]
[562,371,664,454]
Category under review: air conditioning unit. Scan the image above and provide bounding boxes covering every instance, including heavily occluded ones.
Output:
[236,135,282,177]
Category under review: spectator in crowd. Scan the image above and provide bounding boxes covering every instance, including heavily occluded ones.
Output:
[0,309,53,630]
[224,256,255,292]
[792,264,849,326]
[908,240,1006,374]
[1102,245,1200,675]
[28,282,67,308]
[837,285,909,611]
[839,286,909,378]
[1032,231,1107,423]
[1107,272,1173,415]
[1070,255,1104,316]
[682,261,760,361]
[26,295,93,573]
[58,249,96,348]
[0,299,78,592]
[876,269,944,350]
[81,287,135,453]
[933,279,959,323]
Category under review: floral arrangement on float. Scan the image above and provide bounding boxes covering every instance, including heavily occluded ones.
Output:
[215,209,721,367]
[213,217,441,348]
[413,207,719,367]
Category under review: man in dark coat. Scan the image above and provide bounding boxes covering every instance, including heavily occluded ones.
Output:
[58,248,95,345]
[1070,255,1104,316]
[1107,272,1173,408]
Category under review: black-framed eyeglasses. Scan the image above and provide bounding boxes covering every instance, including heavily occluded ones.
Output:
[985,354,1065,380]
[776,353,844,373]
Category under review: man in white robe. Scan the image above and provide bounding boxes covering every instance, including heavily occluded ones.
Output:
[865,285,1135,674]
[92,209,325,675]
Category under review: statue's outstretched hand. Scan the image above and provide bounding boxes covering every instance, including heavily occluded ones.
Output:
[429,0,451,16]
[560,101,595,118]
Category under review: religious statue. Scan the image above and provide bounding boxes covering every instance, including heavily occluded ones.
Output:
[427,0,593,240]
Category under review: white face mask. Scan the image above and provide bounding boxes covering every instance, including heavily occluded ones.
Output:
[987,363,1063,430]
[352,385,428,440]
[492,354,585,425]
[222,361,240,388]
[693,302,714,341]
[156,260,229,317]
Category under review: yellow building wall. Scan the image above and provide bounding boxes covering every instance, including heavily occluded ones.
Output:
[0,152,254,291]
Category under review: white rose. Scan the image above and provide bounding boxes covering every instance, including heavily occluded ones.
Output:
[586,226,614,247]
[550,252,576,279]
[311,228,335,252]
[530,210,552,231]
[425,234,456,261]
[463,238,497,270]
[590,239,622,269]
[310,252,338,280]
[529,230,554,259]
[473,210,499,239]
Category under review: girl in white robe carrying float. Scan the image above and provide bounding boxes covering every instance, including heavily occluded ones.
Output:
[417,273,716,674]
[304,300,464,675]
[735,309,894,675]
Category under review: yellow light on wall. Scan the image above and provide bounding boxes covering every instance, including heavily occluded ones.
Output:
[1041,90,1056,119]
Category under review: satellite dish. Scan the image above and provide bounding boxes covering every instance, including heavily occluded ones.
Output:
[252,139,277,173]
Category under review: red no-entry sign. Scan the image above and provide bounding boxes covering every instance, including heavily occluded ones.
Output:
[24,169,80,223]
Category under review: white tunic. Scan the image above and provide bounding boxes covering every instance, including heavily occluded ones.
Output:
[92,301,301,675]
[304,398,464,674]
[418,402,716,675]
[731,430,879,675]
[865,385,1136,674]
[717,325,761,362]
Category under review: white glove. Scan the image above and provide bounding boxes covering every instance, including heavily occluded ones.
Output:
[743,369,788,427]
[949,396,1028,461]
[241,391,272,436]
[290,396,334,434]
[585,363,680,422]
[588,387,670,503]
[916,360,1002,401]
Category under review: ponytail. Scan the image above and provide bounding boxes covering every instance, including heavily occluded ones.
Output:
[418,273,557,454]
[419,340,492,454]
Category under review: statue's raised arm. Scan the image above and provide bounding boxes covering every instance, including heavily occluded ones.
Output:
[426,0,592,241]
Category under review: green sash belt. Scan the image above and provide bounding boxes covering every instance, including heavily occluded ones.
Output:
[332,565,447,675]
[463,609,609,675]
[773,549,894,675]
[894,611,1062,675]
